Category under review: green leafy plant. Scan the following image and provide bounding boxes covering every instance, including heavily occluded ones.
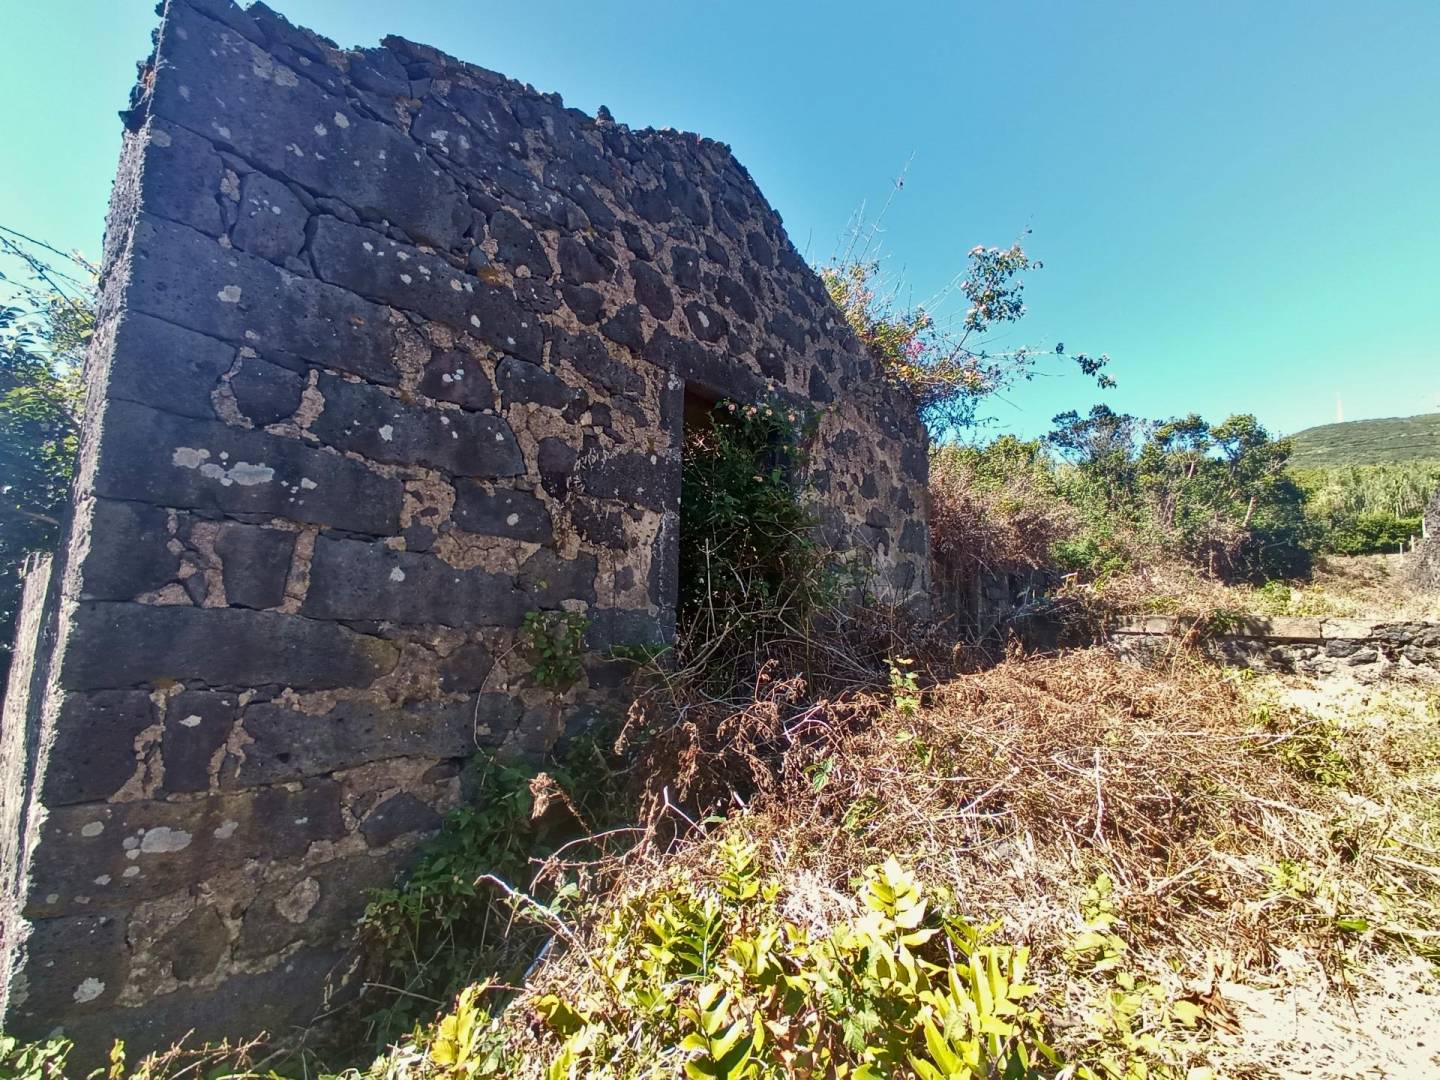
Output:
[521,609,589,690]
[0,1033,71,1080]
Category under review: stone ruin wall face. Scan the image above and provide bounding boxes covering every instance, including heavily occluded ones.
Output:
[0,0,929,1051]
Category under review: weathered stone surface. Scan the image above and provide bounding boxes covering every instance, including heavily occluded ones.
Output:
[312,373,524,478]
[224,694,515,786]
[29,780,346,914]
[95,400,403,535]
[61,603,397,691]
[79,500,179,601]
[162,691,238,793]
[228,356,305,426]
[1,0,932,1053]
[41,692,155,806]
[307,216,544,362]
[452,483,553,542]
[231,173,307,261]
[128,215,398,384]
[579,449,680,512]
[359,793,442,847]
[155,906,229,981]
[302,535,523,626]
[153,7,467,249]
[214,524,296,609]
[235,851,406,960]
[497,356,583,411]
[105,311,237,421]
[418,350,494,410]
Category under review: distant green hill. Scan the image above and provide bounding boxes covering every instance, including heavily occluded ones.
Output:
[1288,413,1440,467]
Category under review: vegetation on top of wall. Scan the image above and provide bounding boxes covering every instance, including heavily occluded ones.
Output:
[820,239,1114,438]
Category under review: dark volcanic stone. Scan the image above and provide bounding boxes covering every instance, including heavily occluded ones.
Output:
[228,357,305,426]
[307,216,543,363]
[578,450,680,512]
[226,695,515,786]
[129,215,398,385]
[163,691,238,794]
[418,350,495,410]
[153,10,467,248]
[497,356,583,411]
[41,691,155,806]
[94,400,404,535]
[231,173,307,262]
[156,906,229,981]
[60,602,398,692]
[631,261,674,320]
[312,374,523,478]
[359,793,443,847]
[300,535,525,627]
[452,483,553,542]
[489,209,553,278]
[601,304,646,353]
[214,523,296,609]
[105,311,237,421]
[80,500,178,601]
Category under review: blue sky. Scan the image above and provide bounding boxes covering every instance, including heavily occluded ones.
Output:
[3,0,1437,440]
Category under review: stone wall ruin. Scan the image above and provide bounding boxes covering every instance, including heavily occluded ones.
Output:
[0,0,929,1053]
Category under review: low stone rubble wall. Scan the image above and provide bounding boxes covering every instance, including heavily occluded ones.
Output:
[1109,614,1440,676]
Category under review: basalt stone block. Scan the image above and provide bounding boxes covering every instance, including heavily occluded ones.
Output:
[557,237,610,284]
[162,691,238,794]
[554,327,638,396]
[227,694,516,786]
[602,304,647,353]
[236,851,409,961]
[301,535,525,627]
[670,246,702,290]
[418,350,494,410]
[94,400,404,535]
[28,780,346,915]
[518,548,599,608]
[153,10,467,249]
[684,302,727,343]
[359,793,443,848]
[307,217,543,363]
[646,328,764,402]
[489,209,553,278]
[154,905,229,982]
[41,691,155,806]
[228,356,305,426]
[578,450,679,513]
[452,483,553,542]
[214,527,293,613]
[105,311,237,421]
[715,275,757,322]
[438,642,496,693]
[128,215,398,385]
[79,500,179,601]
[42,946,346,1070]
[631,262,673,320]
[231,173,307,262]
[561,284,604,325]
[140,122,225,237]
[497,356,583,411]
[536,437,577,498]
[311,374,523,478]
[8,912,130,1016]
[61,602,398,693]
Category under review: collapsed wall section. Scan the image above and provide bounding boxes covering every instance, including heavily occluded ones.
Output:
[0,0,928,1052]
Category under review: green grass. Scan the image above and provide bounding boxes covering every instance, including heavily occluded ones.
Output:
[1289,412,1440,467]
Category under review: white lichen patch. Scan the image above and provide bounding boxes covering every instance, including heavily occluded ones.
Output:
[139,827,193,854]
[79,821,105,838]
[389,567,406,582]
[73,978,105,1004]
[216,285,242,304]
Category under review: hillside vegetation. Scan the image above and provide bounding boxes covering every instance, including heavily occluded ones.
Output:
[1288,412,1440,467]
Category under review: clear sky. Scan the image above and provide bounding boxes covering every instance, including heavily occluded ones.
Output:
[2,0,1437,440]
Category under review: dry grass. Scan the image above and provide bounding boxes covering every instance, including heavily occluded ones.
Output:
[484,646,1440,1077]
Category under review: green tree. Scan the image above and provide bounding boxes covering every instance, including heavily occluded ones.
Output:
[0,228,93,679]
